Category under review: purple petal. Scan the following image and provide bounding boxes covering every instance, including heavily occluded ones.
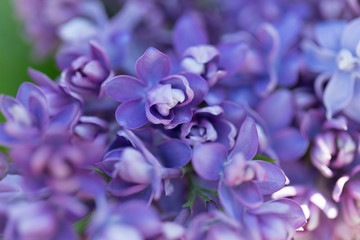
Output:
[89,41,111,71]
[28,94,48,129]
[105,76,146,102]
[27,68,59,91]
[253,161,286,195]
[173,13,208,56]
[218,42,247,77]
[343,79,360,123]
[16,82,46,109]
[272,128,309,162]
[115,99,147,129]
[300,109,324,140]
[231,181,263,208]
[218,180,243,220]
[192,143,227,181]
[171,106,193,126]
[136,47,171,86]
[50,103,80,130]
[231,116,258,160]
[213,120,236,150]
[257,89,294,133]
[157,140,192,168]
[302,41,337,72]
[278,53,301,87]
[0,96,28,123]
[340,18,360,53]
[315,20,346,50]
[0,124,17,146]
[323,70,354,119]
[179,73,208,106]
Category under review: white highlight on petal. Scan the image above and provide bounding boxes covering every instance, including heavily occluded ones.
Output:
[337,49,355,71]
[310,192,338,219]
[8,105,32,126]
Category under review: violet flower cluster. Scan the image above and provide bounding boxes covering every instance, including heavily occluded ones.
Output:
[2,0,360,239]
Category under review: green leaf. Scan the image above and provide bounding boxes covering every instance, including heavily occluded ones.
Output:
[74,213,93,235]
[253,154,276,163]
[90,167,111,183]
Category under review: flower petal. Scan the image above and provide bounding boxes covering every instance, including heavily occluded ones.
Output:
[315,20,346,50]
[136,47,171,86]
[272,128,309,162]
[257,89,294,133]
[179,73,208,106]
[105,76,146,102]
[192,143,227,181]
[340,18,360,53]
[231,116,258,160]
[343,79,360,123]
[232,181,263,208]
[173,13,208,56]
[302,40,337,72]
[115,99,147,129]
[253,161,286,195]
[157,140,192,168]
[323,70,354,119]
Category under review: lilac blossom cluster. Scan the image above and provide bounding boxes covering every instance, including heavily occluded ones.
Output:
[2,0,360,239]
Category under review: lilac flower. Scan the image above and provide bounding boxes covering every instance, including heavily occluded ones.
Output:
[87,200,162,240]
[186,210,244,240]
[333,166,360,226]
[105,47,208,129]
[180,105,236,149]
[101,129,191,201]
[273,185,338,240]
[1,198,84,240]
[172,13,248,87]
[303,18,360,122]
[240,199,306,240]
[0,82,80,147]
[59,41,113,98]
[301,111,357,177]
[192,117,286,209]
[256,89,309,162]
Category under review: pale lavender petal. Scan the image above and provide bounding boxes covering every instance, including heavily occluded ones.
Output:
[343,79,360,123]
[315,20,346,50]
[323,70,354,119]
[157,140,191,168]
[192,143,227,181]
[105,76,146,102]
[231,181,263,208]
[257,89,294,133]
[302,41,337,72]
[340,18,360,53]
[253,161,286,195]
[115,99,147,129]
[173,13,208,56]
[16,82,46,109]
[231,116,258,160]
[136,47,171,86]
[272,128,309,162]
[28,68,59,91]
[89,41,111,70]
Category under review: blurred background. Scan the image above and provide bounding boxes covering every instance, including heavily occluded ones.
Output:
[0,0,58,96]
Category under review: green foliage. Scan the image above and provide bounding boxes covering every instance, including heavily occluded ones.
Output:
[74,213,93,235]
[253,154,276,163]
[182,166,218,213]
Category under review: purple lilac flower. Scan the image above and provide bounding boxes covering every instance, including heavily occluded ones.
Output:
[101,129,191,201]
[192,116,286,209]
[58,41,113,98]
[180,105,236,149]
[301,110,357,177]
[303,18,360,122]
[105,47,208,129]
[273,185,338,239]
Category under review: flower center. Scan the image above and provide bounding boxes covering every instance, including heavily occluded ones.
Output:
[337,49,356,71]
